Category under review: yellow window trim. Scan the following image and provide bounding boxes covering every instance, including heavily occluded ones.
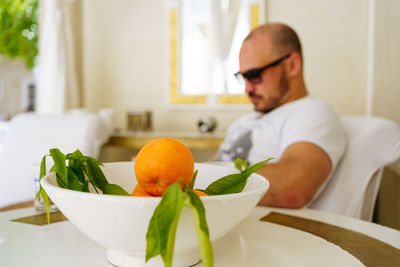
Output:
[169,4,261,105]
[250,3,260,30]
[169,10,207,104]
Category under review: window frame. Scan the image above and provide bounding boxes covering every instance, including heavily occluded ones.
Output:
[166,0,265,108]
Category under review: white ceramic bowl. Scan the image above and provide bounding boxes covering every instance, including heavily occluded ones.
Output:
[41,162,269,267]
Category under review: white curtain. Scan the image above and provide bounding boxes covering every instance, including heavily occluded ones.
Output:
[210,0,241,62]
[210,0,242,91]
[36,0,79,114]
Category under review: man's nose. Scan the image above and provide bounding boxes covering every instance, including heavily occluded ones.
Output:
[245,80,256,94]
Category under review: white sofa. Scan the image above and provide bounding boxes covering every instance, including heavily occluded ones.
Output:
[0,111,110,208]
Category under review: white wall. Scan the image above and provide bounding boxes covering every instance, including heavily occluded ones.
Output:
[266,0,369,116]
[0,58,34,118]
[81,0,246,132]
[63,0,400,130]
[371,0,400,122]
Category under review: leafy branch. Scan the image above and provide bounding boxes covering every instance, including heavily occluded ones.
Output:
[203,158,273,195]
[145,183,213,267]
[37,148,129,223]
[145,158,272,267]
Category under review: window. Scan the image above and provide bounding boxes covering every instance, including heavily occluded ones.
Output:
[167,0,265,106]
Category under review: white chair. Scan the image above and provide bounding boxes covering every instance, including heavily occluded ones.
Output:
[310,116,400,221]
[0,120,10,155]
[0,111,110,208]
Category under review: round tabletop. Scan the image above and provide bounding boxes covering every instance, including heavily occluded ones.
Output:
[1,206,399,267]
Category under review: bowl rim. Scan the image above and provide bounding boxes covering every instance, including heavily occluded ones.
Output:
[41,162,269,202]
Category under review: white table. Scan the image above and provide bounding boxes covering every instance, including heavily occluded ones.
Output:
[1,206,399,267]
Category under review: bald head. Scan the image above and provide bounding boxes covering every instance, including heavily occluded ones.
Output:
[239,23,308,112]
[245,23,302,58]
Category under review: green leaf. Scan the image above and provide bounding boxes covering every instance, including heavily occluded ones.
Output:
[234,158,248,172]
[50,165,56,173]
[146,183,185,267]
[67,168,83,191]
[187,169,198,190]
[204,173,246,195]
[39,155,47,179]
[49,148,68,187]
[82,180,90,192]
[37,155,51,223]
[68,158,85,183]
[85,157,109,192]
[68,150,85,183]
[36,155,47,200]
[83,156,103,166]
[67,149,84,160]
[242,158,273,177]
[205,158,273,195]
[41,187,51,224]
[185,190,213,267]
[56,174,68,188]
[103,184,130,196]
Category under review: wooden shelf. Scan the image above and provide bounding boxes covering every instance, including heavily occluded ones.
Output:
[106,130,225,150]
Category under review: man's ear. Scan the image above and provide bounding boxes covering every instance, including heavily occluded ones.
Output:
[286,52,302,78]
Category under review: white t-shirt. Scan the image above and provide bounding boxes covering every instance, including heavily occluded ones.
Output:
[217,97,346,202]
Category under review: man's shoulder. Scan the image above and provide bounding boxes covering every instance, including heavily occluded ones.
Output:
[276,97,344,137]
[286,96,332,109]
[283,97,338,118]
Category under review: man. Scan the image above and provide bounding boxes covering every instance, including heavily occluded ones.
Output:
[217,23,346,208]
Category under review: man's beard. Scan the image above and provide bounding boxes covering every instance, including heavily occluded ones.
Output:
[250,69,290,113]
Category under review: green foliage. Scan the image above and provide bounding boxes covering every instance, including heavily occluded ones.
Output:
[0,0,39,68]
[145,183,213,267]
[145,183,186,267]
[38,148,129,223]
[145,158,272,267]
[185,190,213,267]
[204,158,273,195]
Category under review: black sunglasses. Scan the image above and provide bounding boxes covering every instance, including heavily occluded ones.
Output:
[234,53,292,84]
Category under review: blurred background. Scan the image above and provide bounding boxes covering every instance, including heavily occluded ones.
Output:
[0,0,399,228]
[1,0,399,131]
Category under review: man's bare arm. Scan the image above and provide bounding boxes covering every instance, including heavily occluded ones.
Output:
[257,142,332,208]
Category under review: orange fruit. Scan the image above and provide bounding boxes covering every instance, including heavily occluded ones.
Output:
[130,184,153,197]
[193,189,208,197]
[134,137,194,196]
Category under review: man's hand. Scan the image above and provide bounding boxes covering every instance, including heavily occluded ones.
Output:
[257,142,332,208]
